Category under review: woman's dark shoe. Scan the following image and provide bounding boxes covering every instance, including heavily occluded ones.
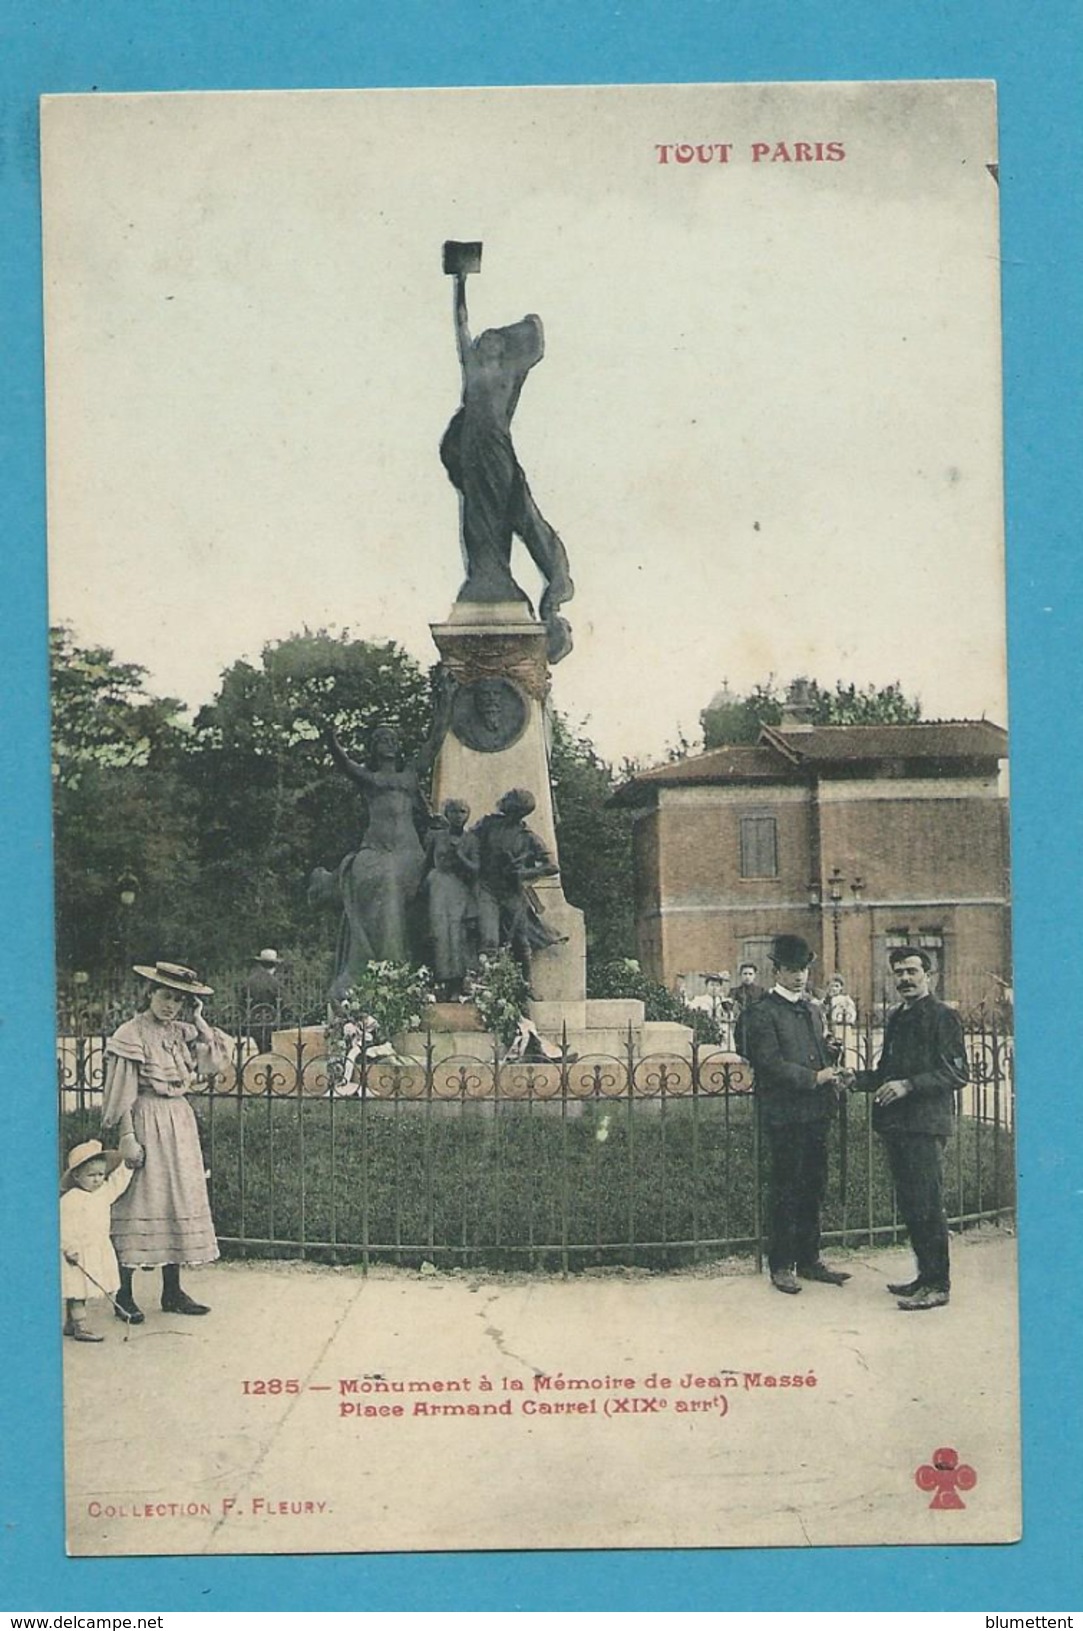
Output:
[113,1292,145,1324]
[161,1289,210,1316]
[886,1278,923,1297]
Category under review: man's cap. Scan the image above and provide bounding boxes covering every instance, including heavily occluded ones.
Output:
[888,945,933,971]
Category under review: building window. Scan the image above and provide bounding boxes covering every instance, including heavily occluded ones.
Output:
[740,814,778,879]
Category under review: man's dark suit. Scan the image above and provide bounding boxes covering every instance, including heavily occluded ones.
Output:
[854,995,969,1292]
[742,990,838,1274]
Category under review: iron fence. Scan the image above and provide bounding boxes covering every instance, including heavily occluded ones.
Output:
[57,1001,1015,1274]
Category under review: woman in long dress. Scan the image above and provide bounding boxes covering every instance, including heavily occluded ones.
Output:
[102,961,231,1323]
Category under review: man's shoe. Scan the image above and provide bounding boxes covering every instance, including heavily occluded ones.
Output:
[770,1269,801,1295]
[161,1290,210,1316]
[887,1278,923,1297]
[114,1293,145,1325]
[797,1262,851,1286]
[897,1287,950,1311]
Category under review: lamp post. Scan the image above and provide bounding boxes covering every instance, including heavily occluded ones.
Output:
[116,872,138,989]
[816,867,866,976]
[828,867,844,973]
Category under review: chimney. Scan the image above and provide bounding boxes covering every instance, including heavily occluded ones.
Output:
[780,677,816,731]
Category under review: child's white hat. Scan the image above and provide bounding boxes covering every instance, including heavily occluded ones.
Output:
[61,1139,125,1193]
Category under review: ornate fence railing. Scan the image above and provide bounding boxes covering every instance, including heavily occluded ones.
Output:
[57,1006,1015,1273]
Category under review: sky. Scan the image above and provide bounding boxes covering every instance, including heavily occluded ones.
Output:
[41,80,1007,766]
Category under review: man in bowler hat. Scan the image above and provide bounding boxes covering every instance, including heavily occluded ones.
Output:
[742,933,850,1295]
[850,946,969,1310]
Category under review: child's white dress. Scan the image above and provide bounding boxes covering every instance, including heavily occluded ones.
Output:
[60,1164,133,1300]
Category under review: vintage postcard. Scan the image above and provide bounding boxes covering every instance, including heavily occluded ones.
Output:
[42,79,1017,1555]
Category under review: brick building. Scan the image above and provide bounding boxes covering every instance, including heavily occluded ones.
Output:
[610,717,1010,1010]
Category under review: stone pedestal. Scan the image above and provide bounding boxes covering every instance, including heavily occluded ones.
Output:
[430,602,586,1004]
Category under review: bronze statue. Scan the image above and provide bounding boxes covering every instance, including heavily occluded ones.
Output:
[440,241,574,664]
[421,798,480,999]
[316,690,451,996]
[472,787,563,989]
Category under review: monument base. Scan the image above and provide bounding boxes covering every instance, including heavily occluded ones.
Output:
[430,602,586,1004]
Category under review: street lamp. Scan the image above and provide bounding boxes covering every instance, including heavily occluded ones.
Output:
[116,873,139,984]
[828,867,845,972]
[822,868,866,974]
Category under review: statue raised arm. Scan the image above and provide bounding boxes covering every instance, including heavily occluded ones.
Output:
[440,242,574,663]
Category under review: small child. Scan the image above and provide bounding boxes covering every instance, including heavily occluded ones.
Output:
[60,1139,135,1342]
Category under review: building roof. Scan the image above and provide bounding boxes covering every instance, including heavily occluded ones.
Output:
[610,720,1008,807]
[762,720,1009,764]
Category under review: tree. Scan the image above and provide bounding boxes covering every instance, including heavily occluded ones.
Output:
[185,630,434,969]
[50,627,197,975]
[50,625,188,789]
[701,676,921,748]
[549,714,636,970]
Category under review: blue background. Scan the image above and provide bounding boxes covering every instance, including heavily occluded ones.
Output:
[2,0,1080,1610]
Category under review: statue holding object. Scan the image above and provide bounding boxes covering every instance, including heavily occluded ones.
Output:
[440,241,575,665]
[472,787,564,990]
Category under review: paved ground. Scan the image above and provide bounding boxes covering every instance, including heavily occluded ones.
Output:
[62,1231,1020,1556]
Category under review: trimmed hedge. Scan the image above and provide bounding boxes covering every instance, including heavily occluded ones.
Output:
[61,1098,1013,1272]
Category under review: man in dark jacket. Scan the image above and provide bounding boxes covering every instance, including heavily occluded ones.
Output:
[742,934,849,1295]
[243,949,283,1055]
[851,947,969,1311]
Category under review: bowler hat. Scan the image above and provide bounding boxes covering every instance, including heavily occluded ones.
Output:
[61,1139,125,1193]
[769,934,816,970]
[132,960,214,996]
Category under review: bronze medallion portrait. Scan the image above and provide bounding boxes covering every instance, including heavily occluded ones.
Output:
[450,675,529,753]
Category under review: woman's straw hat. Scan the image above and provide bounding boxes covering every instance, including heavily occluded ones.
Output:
[132,960,214,996]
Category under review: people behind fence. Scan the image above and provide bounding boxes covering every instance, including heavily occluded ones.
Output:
[848,946,969,1311]
[734,961,766,1012]
[741,934,851,1297]
[101,962,232,1323]
[421,798,481,999]
[823,974,857,1029]
[822,973,858,1067]
[60,1139,137,1342]
[243,947,283,1054]
[686,972,735,1048]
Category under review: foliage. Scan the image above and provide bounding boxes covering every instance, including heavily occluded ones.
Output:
[50,628,201,973]
[468,949,530,1048]
[187,630,435,959]
[549,713,636,966]
[333,961,436,1045]
[50,624,438,978]
[701,676,922,749]
[50,625,188,790]
[588,958,723,1046]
